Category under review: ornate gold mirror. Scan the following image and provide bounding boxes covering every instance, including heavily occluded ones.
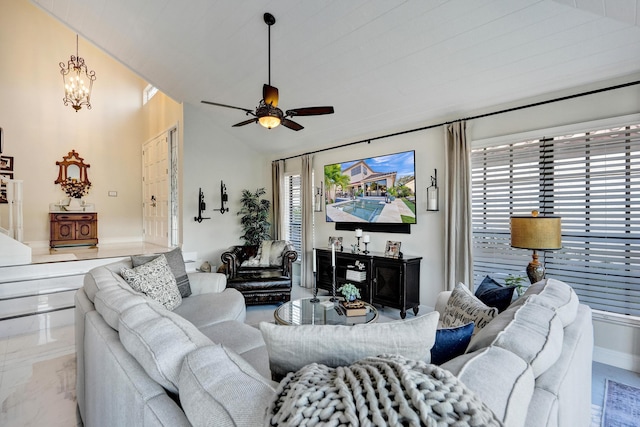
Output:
[55,150,91,198]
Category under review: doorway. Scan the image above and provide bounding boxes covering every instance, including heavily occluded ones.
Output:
[142,128,178,247]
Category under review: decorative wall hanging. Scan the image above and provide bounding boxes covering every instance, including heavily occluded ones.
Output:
[194,188,210,223]
[314,182,323,212]
[60,35,96,112]
[218,180,229,214]
[427,169,439,211]
[0,155,13,171]
[55,150,91,198]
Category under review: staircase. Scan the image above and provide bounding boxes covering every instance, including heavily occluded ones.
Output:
[0,257,128,338]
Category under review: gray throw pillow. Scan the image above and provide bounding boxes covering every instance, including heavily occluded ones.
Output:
[131,247,191,297]
[121,254,182,310]
[441,283,498,333]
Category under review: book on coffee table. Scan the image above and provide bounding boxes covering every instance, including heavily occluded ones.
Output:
[340,301,367,316]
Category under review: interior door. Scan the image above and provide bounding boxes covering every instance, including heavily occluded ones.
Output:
[142,133,169,246]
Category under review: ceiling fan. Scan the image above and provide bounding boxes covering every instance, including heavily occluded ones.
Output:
[201,12,334,131]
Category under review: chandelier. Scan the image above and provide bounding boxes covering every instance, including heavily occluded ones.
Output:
[59,35,96,112]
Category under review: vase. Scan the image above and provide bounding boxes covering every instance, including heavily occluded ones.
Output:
[66,197,84,211]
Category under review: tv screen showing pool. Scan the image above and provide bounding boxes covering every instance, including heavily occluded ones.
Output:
[324,150,416,224]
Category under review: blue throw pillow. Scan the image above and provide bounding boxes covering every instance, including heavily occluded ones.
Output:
[475,275,516,313]
[430,322,474,365]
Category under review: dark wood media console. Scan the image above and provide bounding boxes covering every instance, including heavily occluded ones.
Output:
[314,248,422,319]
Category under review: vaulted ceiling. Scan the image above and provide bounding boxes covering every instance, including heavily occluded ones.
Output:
[32,0,640,155]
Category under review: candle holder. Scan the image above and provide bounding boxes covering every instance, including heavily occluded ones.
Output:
[330,266,339,302]
[310,271,320,303]
[363,242,370,254]
[355,236,361,252]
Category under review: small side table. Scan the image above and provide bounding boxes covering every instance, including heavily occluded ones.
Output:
[274,296,378,326]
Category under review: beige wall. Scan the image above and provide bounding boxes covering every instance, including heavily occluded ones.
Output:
[1,0,147,246]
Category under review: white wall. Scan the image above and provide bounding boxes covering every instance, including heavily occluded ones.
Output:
[181,103,269,268]
[0,0,147,246]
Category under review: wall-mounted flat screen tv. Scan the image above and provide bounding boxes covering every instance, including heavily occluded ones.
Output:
[324,150,416,224]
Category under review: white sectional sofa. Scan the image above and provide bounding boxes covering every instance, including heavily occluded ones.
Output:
[76,257,593,427]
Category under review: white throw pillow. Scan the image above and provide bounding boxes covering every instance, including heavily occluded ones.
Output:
[120,254,182,310]
[259,311,440,380]
[259,240,272,267]
[440,282,498,333]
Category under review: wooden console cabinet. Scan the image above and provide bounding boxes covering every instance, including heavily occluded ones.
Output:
[315,248,421,319]
[50,212,98,248]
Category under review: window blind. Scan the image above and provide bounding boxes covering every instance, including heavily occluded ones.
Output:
[284,174,302,257]
[472,123,640,317]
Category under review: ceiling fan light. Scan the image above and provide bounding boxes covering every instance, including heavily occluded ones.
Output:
[259,114,281,129]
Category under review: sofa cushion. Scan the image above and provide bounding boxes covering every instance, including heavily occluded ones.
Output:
[475,275,516,313]
[179,345,275,427]
[173,288,246,327]
[121,254,182,311]
[131,247,192,298]
[83,260,132,302]
[441,282,498,333]
[467,298,564,377]
[118,302,212,394]
[259,311,439,380]
[94,285,148,330]
[430,321,474,365]
[442,346,535,427]
[519,278,579,326]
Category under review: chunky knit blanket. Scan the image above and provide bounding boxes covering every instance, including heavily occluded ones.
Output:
[266,355,503,427]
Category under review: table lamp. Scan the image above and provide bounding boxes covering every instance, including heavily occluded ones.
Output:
[510,210,561,284]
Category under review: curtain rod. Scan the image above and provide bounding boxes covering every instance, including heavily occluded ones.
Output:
[275,79,640,162]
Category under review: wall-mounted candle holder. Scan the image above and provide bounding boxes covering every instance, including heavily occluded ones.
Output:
[427,169,439,212]
[314,182,323,212]
[218,180,229,214]
[194,188,211,223]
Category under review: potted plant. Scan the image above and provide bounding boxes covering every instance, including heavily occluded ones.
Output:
[505,274,527,296]
[338,283,361,302]
[238,187,271,246]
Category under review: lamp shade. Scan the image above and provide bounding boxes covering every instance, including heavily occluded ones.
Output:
[510,214,561,250]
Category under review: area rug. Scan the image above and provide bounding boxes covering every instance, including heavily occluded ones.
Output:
[601,379,640,427]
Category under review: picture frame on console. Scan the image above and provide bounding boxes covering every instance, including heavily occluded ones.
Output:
[385,241,401,258]
[328,236,343,250]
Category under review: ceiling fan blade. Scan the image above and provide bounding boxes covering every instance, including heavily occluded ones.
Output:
[232,118,259,127]
[201,100,254,114]
[281,118,304,131]
[263,84,279,107]
[285,106,334,117]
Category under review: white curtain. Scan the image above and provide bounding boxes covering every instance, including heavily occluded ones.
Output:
[444,121,474,290]
[271,160,285,240]
[301,155,314,288]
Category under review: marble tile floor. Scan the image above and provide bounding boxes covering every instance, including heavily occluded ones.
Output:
[1,281,637,426]
[29,242,173,265]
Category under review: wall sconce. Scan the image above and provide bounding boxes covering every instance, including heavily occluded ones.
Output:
[59,35,96,112]
[314,182,323,212]
[427,169,439,211]
[218,180,229,214]
[194,188,210,223]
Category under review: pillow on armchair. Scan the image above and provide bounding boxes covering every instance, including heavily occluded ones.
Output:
[241,240,293,268]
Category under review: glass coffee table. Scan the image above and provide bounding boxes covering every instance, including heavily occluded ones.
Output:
[274,296,378,325]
